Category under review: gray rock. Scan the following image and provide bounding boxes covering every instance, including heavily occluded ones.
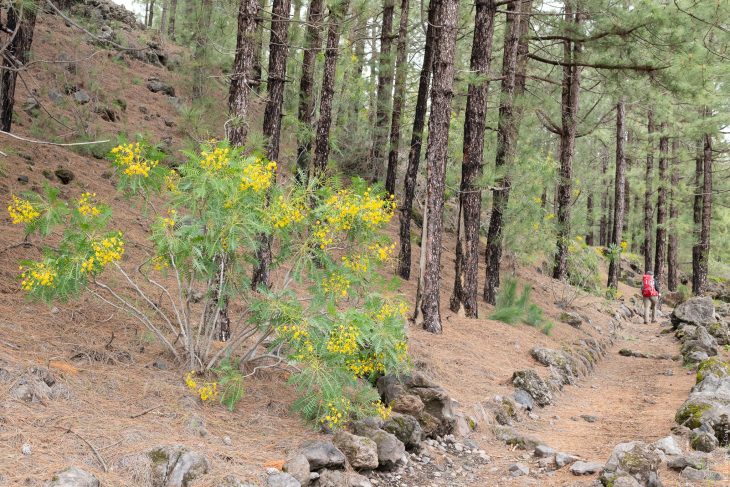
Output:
[513,389,535,410]
[73,89,91,104]
[54,168,75,184]
[495,427,540,450]
[673,297,716,327]
[267,473,300,487]
[691,430,719,452]
[382,412,423,449]
[530,347,579,385]
[317,469,371,487]
[146,78,176,97]
[559,312,582,327]
[284,454,310,486]
[611,475,641,487]
[512,369,553,407]
[333,430,378,470]
[681,325,718,358]
[509,463,529,477]
[681,467,722,481]
[298,441,346,470]
[666,453,707,471]
[653,436,682,456]
[687,350,710,363]
[352,427,405,470]
[581,415,598,423]
[534,444,555,458]
[148,445,209,487]
[570,461,602,475]
[601,441,661,487]
[23,96,39,113]
[216,475,256,487]
[49,467,99,487]
[555,452,579,468]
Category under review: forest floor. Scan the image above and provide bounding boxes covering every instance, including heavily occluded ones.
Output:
[0,7,712,487]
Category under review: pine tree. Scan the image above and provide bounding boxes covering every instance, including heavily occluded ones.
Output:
[385,0,410,196]
[370,0,396,182]
[607,100,626,289]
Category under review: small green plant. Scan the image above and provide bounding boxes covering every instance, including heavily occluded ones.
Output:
[490,278,552,332]
[214,357,245,411]
[541,322,555,335]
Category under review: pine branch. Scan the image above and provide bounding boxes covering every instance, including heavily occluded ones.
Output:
[527,53,669,72]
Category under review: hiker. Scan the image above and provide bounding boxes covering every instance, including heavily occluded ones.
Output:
[641,270,660,324]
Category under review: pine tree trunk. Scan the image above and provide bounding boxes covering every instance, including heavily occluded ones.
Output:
[384,0,410,196]
[419,0,459,334]
[607,181,614,245]
[168,0,178,38]
[397,0,438,280]
[449,0,496,318]
[585,193,594,245]
[251,0,291,290]
[623,178,630,237]
[0,1,38,133]
[192,0,213,98]
[630,194,640,253]
[370,0,396,183]
[226,0,260,145]
[252,0,266,93]
[295,0,325,182]
[311,0,351,175]
[654,123,668,285]
[599,154,608,246]
[667,139,680,291]
[148,0,155,26]
[643,110,655,272]
[483,0,531,304]
[552,0,582,281]
[693,131,713,295]
[160,0,169,34]
[607,100,626,289]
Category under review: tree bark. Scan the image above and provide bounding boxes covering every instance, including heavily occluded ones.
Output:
[449,0,496,318]
[599,154,608,246]
[483,0,531,304]
[667,139,680,291]
[693,130,713,295]
[294,0,325,182]
[160,0,169,34]
[226,0,260,145]
[607,100,626,290]
[643,109,655,272]
[585,193,594,245]
[311,0,351,176]
[653,123,668,285]
[167,0,178,38]
[0,1,38,133]
[192,0,214,98]
[148,0,155,26]
[419,0,459,334]
[384,0,410,196]
[552,0,582,281]
[370,0,396,183]
[251,0,291,290]
[397,0,438,280]
[252,0,267,93]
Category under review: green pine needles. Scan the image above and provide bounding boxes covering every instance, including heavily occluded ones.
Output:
[490,278,554,335]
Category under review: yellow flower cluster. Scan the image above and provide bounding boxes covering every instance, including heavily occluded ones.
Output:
[200,146,230,172]
[164,172,180,192]
[20,262,56,291]
[152,255,170,271]
[369,242,396,262]
[375,302,409,322]
[375,400,392,420]
[346,352,386,378]
[185,371,219,402]
[162,209,176,229]
[342,254,368,274]
[278,324,314,358]
[270,196,305,229]
[77,192,101,217]
[83,233,125,273]
[322,273,350,297]
[321,398,351,427]
[240,159,276,192]
[111,143,157,177]
[395,341,408,362]
[326,325,359,355]
[8,196,40,224]
[620,241,628,252]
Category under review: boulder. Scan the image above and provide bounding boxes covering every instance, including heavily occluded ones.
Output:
[610,475,642,487]
[389,394,424,416]
[267,473,300,487]
[681,467,722,481]
[601,441,661,487]
[509,463,529,477]
[666,453,708,471]
[73,89,91,104]
[148,445,209,487]
[559,312,582,327]
[317,469,371,487]
[653,436,682,456]
[555,452,579,468]
[570,461,602,475]
[381,412,422,449]
[298,441,345,471]
[673,297,716,327]
[48,467,99,487]
[511,369,553,407]
[146,78,176,97]
[494,427,540,450]
[680,325,718,359]
[283,454,310,486]
[530,347,578,385]
[706,322,730,345]
[351,427,405,470]
[333,431,378,470]
[54,168,75,185]
[696,357,730,383]
[690,431,718,452]
[513,389,535,410]
[534,444,555,458]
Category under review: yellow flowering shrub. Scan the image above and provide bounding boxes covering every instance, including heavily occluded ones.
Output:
[111,142,158,177]
[20,262,56,291]
[8,196,40,224]
[239,158,277,192]
[77,193,101,217]
[185,371,219,402]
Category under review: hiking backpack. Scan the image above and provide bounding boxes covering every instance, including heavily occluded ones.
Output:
[641,274,657,297]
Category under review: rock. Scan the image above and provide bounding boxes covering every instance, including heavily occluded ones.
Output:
[95,105,119,122]
[580,415,598,423]
[317,469,371,487]
[298,441,346,470]
[509,463,529,477]
[610,475,642,487]
[555,452,579,468]
[706,322,730,345]
[666,453,708,471]
[333,431,378,470]
[511,370,553,407]
[17,175,29,184]
[22,443,31,455]
[690,431,718,452]
[382,412,422,449]
[284,454,310,486]
[534,444,555,458]
[601,441,661,487]
[148,445,209,487]
[494,427,540,451]
[352,427,405,470]
[696,357,730,383]
[73,89,91,104]
[267,473,300,487]
[54,168,75,184]
[513,389,535,410]
[146,78,176,96]
[23,96,39,113]
[530,347,579,385]
[681,467,722,481]
[673,297,716,327]
[559,312,582,327]
[216,475,256,487]
[653,436,682,456]
[681,325,718,359]
[48,467,99,487]
[570,461,602,475]
[389,394,424,416]
[686,351,710,364]
[222,435,232,446]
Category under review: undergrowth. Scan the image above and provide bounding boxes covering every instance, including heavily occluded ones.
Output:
[490,278,554,335]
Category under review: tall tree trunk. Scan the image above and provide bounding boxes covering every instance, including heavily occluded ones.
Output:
[630,194,640,253]
[148,0,156,26]
[192,0,214,98]
[167,0,178,38]
[607,100,626,289]
[384,0,410,195]
[311,0,351,176]
[252,0,266,93]
[370,0,396,183]
[585,193,594,245]
[667,139,680,291]
[654,123,668,285]
[693,130,713,295]
[227,0,260,145]
[552,0,582,280]
[419,0,459,334]
[160,0,169,34]
[295,0,325,182]
[599,154,608,246]
[483,0,531,304]
[251,0,291,290]
[623,178,630,237]
[397,0,438,280]
[0,1,38,133]
[607,180,614,245]
[449,0,496,318]
[643,110,655,272]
